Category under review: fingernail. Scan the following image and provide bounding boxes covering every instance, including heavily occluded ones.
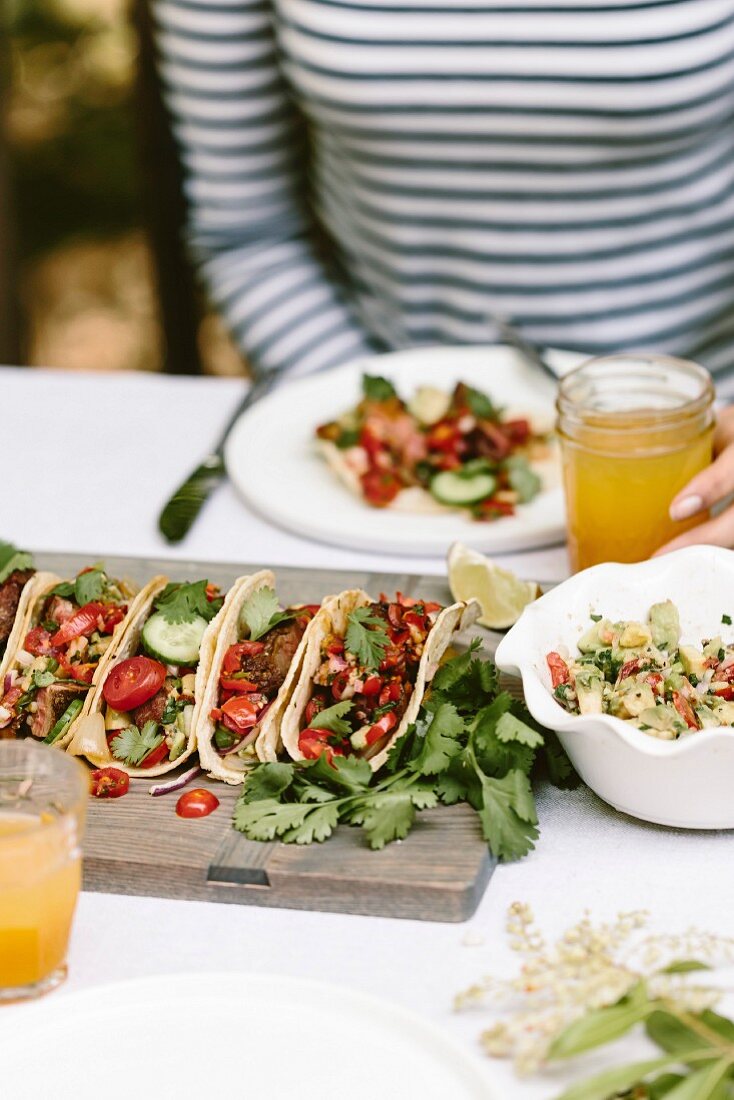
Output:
[670,494,704,521]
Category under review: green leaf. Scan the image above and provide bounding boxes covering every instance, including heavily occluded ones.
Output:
[410,703,464,776]
[646,1011,715,1058]
[48,581,75,599]
[660,961,713,976]
[555,1056,705,1100]
[345,607,390,670]
[240,762,294,804]
[111,721,164,766]
[548,981,652,1059]
[495,710,544,748]
[238,586,292,642]
[301,754,372,796]
[353,790,416,849]
[464,384,500,421]
[308,700,353,736]
[663,1060,733,1100]
[362,373,397,401]
[408,783,439,810]
[157,580,223,625]
[281,803,340,844]
[0,542,33,585]
[536,730,580,789]
[74,567,106,606]
[503,454,542,503]
[475,768,539,861]
[699,1011,734,1045]
[648,1076,688,1100]
[233,799,316,841]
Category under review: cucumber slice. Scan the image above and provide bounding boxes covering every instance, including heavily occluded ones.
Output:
[44,698,83,745]
[430,469,497,507]
[141,612,207,666]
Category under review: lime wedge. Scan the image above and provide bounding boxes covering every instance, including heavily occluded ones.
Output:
[447,542,540,630]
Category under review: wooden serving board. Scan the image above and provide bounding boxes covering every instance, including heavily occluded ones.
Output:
[37,553,499,922]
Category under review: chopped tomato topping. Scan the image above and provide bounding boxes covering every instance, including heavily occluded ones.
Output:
[299,729,344,762]
[365,710,398,747]
[361,675,382,696]
[617,659,642,683]
[546,652,570,689]
[24,627,59,657]
[222,641,265,674]
[50,602,106,646]
[360,468,402,508]
[219,676,259,694]
[70,663,96,684]
[220,695,260,732]
[672,691,699,730]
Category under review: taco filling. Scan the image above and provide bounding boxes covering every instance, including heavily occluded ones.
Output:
[0,542,35,662]
[100,580,222,770]
[0,566,134,742]
[297,593,442,762]
[210,587,318,764]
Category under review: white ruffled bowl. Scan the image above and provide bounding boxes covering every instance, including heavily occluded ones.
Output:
[495,546,734,829]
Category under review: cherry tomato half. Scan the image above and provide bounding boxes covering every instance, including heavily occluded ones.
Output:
[51,602,105,646]
[220,695,260,732]
[103,656,167,712]
[176,788,220,818]
[90,767,130,798]
[24,627,58,657]
[139,740,170,769]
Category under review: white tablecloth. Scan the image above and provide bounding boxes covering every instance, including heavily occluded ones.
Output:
[2,366,732,1098]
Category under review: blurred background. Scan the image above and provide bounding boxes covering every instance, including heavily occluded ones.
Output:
[4,0,243,375]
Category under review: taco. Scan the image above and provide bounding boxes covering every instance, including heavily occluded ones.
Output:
[68,576,232,777]
[0,542,48,684]
[0,564,142,748]
[280,589,479,771]
[197,570,321,784]
[315,374,552,520]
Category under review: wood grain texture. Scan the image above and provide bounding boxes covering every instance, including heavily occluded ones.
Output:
[39,553,499,922]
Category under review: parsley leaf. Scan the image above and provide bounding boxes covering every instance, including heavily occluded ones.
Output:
[0,542,33,585]
[362,374,397,401]
[111,721,163,766]
[345,607,390,670]
[238,586,292,642]
[156,581,222,625]
[307,700,353,736]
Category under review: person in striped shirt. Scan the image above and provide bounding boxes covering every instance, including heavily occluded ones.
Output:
[154,0,734,547]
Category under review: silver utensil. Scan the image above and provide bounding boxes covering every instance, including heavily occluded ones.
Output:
[492,316,559,383]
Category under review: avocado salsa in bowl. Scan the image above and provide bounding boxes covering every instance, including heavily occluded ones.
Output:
[495,547,734,829]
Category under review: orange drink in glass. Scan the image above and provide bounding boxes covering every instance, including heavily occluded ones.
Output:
[0,741,87,1002]
[557,354,715,572]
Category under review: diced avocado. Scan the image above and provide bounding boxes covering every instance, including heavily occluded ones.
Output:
[704,636,724,660]
[664,671,689,694]
[679,645,707,681]
[710,698,734,726]
[648,600,681,652]
[696,705,721,729]
[609,681,656,719]
[618,621,652,649]
[105,708,131,732]
[407,385,451,426]
[636,704,684,738]
[350,726,369,751]
[577,620,612,654]
[574,668,604,715]
[169,726,187,762]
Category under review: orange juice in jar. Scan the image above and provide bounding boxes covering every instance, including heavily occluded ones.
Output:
[557,355,715,572]
[0,742,87,1002]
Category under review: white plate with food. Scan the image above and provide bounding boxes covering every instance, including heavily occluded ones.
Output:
[496,546,734,829]
[226,345,583,556]
[0,972,496,1099]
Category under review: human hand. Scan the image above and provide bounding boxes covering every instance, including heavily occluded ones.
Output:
[654,406,734,554]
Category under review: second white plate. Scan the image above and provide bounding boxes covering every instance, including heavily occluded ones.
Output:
[226,345,582,557]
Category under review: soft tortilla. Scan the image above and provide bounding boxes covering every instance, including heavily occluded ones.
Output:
[197,571,325,783]
[68,574,236,776]
[279,590,480,772]
[0,571,60,687]
[1,571,150,752]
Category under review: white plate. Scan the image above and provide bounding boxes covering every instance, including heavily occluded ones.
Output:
[226,345,584,556]
[0,972,496,1099]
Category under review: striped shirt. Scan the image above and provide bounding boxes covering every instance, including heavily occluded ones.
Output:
[154,0,734,390]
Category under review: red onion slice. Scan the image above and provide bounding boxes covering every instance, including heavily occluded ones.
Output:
[148,765,202,797]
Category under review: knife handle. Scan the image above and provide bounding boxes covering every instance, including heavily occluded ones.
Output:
[158,455,226,544]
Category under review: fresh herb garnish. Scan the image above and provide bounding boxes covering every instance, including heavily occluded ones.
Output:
[233,647,578,860]
[465,385,500,421]
[590,613,602,623]
[50,566,108,607]
[306,700,354,736]
[335,427,360,450]
[362,374,397,402]
[723,614,732,626]
[503,455,542,503]
[345,607,390,670]
[156,581,222,625]
[0,542,33,585]
[111,720,164,765]
[160,695,186,726]
[239,587,292,642]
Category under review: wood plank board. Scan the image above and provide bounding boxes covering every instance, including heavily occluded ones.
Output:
[37,552,499,922]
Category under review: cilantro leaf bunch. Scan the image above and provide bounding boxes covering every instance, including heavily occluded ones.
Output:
[233,642,578,862]
[345,606,390,670]
[239,586,293,642]
[156,580,223,624]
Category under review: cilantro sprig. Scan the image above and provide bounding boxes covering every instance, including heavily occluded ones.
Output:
[155,580,222,624]
[50,565,110,607]
[362,374,397,402]
[306,700,354,735]
[111,721,164,766]
[0,541,34,585]
[345,607,390,670]
[233,642,579,861]
[239,586,293,642]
